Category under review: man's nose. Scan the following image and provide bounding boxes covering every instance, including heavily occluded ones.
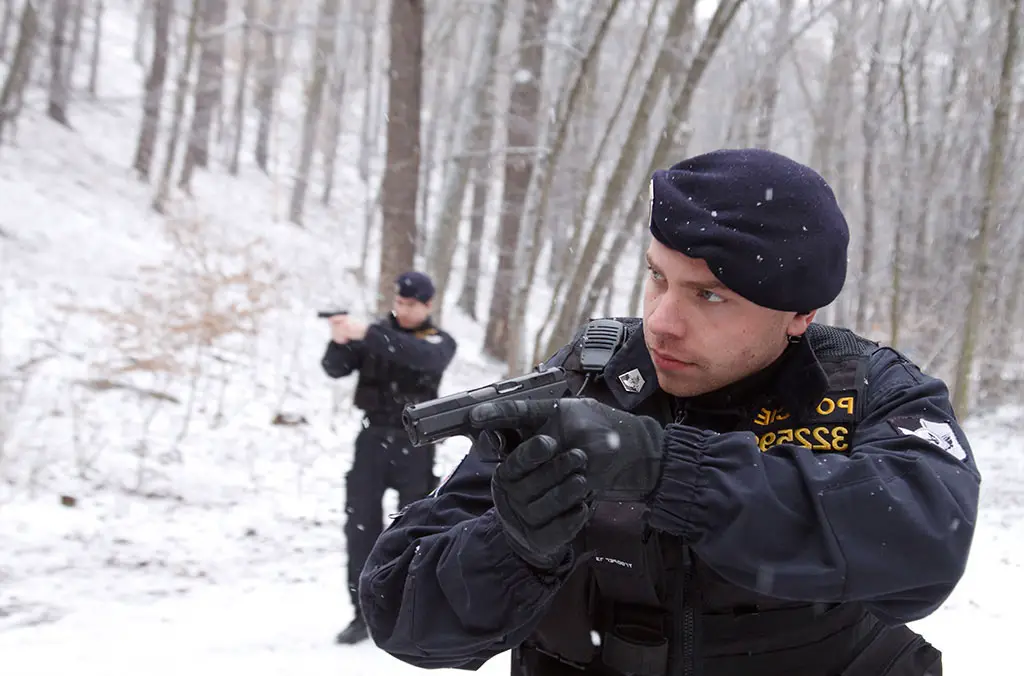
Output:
[647,293,688,340]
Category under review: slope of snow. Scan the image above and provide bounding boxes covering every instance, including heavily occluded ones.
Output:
[1,4,1020,676]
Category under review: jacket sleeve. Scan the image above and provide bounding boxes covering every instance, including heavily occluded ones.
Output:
[321,340,362,378]
[648,347,980,625]
[361,324,457,375]
[358,448,577,668]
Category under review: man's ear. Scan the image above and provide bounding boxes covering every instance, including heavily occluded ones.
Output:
[787,310,817,338]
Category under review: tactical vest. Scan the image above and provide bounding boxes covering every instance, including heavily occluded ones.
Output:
[354,320,446,427]
[516,320,879,676]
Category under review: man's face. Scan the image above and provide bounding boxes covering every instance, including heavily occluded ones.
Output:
[392,295,431,329]
[641,239,814,397]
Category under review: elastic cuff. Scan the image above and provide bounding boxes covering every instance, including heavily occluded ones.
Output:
[647,425,713,543]
[485,513,576,587]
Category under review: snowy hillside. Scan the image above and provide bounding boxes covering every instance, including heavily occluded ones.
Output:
[0,3,1021,676]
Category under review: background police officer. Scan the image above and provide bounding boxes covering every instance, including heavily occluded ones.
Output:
[356,150,979,676]
[321,270,456,645]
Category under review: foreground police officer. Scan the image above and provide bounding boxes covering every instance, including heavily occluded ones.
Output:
[321,270,456,645]
[358,150,979,675]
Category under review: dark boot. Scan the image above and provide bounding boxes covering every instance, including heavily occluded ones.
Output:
[335,613,369,645]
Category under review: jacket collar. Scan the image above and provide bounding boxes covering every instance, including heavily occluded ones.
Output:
[387,313,434,334]
[600,321,828,415]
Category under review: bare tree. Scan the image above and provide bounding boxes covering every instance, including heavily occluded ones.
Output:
[853,1,890,334]
[179,0,227,192]
[425,0,507,320]
[134,0,152,66]
[752,0,795,148]
[482,0,554,360]
[132,0,172,180]
[152,0,202,213]
[0,0,39,144]
[952,0,1021,416]
[47,0,72,126]
[88,0,104,96]
[320,18,356,205]
[376,0,425,314]
[455,69,502,320]
[62,0,86,90]
[0,0,17,60]
[253,1,284,173]
[289,0,343,225]
[228,0,258,176]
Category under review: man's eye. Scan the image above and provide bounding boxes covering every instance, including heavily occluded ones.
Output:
[699,289,725,303]
[647,265,664,281]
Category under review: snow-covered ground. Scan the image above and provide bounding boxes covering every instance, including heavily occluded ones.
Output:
[0,407,1019,676]
[1,4,1021,675]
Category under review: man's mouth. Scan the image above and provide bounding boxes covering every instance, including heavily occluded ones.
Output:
[649,348,697,371]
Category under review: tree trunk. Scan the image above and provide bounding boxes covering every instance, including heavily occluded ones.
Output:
[152,0,202,213]
[47,0,72,126]
[854,1,889,335]
[62,0,86,91]
[531,0,662,365]
[289,0,342,225]
[425,0,506,321]
[87,0,104,97]
[544,0,745,360]
[455,79,499,320]
[134,0,151,67]
[0,0,17,60]
[0,1,39,144]
[482,0,555,361]
[506,0,622,372]
[376,0,424,314]
[254,0,283,173]
[133,0,172,180]
[357,2,381,283]
[752,0,795,148]
[228,0,257,176]
[952,0,1020,417]
[321,13,355,205]
[179,0,227,191]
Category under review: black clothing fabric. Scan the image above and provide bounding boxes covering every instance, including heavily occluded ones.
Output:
[321,313,457,608]
[359,319,977,676]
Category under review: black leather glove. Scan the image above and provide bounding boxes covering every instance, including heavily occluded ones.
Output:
[471,398,665,502]
[490,434,591,571]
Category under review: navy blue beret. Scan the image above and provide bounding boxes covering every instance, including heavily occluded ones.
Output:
[395,271,435,303]
[648,148,849,312]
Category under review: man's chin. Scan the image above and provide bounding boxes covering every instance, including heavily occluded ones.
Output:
[654,368,715,398]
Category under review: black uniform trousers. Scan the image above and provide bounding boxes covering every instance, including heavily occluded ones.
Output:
[345,424,436,609]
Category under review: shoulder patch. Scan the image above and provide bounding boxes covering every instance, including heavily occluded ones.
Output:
[890,416,967,461]
[414,327,441,340]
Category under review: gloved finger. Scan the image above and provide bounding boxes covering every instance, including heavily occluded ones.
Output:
[469,398,561,430]
[503,447,587,500]
[497,434,563,482]
[531,500,592,544]
[520,470,589,527]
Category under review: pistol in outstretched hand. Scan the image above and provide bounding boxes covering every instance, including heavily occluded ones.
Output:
[401,368,571,459]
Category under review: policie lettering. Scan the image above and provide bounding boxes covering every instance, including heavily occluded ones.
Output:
[753,394,856,453]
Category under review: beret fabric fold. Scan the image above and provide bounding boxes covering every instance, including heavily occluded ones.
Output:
[649,148,849,312]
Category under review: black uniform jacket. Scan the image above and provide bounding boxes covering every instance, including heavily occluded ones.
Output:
[358,319,979,676]
[322,314,457,426]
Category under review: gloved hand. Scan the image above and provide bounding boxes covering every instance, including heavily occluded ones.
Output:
[490,434,591,571]
[471,398,665,502]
